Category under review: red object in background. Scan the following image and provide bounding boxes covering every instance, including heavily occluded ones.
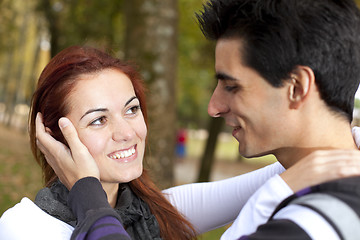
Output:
[176,129,187,158]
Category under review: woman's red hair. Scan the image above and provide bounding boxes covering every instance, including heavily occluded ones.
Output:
[29,46,196,239]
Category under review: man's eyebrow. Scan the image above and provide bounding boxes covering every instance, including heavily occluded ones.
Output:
[215,72,238,81]
[80,108,108,120]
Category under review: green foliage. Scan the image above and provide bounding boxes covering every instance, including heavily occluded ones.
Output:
[0,0,18,52]
[36,0,125,55]
[178,0,216,128]
[34,0,215,128]
[355,97,360,109]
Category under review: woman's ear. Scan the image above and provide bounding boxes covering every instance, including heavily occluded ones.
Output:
[288,66,315,108]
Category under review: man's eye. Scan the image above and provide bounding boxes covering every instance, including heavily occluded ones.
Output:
[126,105,140,115]
[225,85,238,92]
[90,116,107,126]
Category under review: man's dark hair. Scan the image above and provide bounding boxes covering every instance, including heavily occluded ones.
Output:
[197,0,360,121]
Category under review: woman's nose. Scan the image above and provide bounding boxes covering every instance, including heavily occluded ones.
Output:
[112,120,135,142]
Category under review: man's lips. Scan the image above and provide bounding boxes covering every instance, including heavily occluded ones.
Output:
[232,126,242,137]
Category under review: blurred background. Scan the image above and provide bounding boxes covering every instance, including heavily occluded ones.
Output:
[1,0,360,239]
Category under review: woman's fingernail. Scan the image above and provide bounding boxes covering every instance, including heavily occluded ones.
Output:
[59,118,70,130]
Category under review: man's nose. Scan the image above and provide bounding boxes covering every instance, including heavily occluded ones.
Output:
[208,86,229,117]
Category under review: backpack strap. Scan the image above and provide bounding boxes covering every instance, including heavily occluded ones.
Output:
[290,193,360,240]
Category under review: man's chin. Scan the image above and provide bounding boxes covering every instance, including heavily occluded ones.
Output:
[238,148,269,159]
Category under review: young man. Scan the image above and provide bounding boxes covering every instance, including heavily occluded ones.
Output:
[10,0,360,239]
[197,0,360,238]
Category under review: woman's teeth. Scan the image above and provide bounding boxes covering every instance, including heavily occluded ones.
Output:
[109,147,136,159]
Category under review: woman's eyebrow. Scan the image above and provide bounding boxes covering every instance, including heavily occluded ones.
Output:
[80,108,108,120]
[125,96,138,107]
[79,96,138,120]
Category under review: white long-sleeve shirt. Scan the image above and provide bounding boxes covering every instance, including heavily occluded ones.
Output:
[164,162,287,233]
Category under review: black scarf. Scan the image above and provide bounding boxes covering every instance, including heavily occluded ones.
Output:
[35,180,162,240]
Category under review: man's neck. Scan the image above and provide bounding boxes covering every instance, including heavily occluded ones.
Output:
[274,116,357,169]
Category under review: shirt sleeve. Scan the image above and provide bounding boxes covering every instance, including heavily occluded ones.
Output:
[221,174,293,239]
[163,162,286,234]
[68,177,131,240]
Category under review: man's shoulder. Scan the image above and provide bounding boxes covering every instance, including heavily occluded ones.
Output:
[275,176,360,212]
[265,176,360,240]
[311,176,360,212]
[316,176,360,194]
[239,218,312,240]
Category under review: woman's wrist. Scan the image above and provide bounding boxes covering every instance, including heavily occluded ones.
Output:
[68,177,111,222]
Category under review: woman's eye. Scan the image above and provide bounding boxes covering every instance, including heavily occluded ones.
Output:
[90,116,107,126]
[126,105,140,115]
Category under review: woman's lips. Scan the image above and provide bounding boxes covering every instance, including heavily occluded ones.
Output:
[108,145,136,160]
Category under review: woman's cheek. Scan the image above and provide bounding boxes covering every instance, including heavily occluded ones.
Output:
[137,119,147,140]
[79,132,107,158]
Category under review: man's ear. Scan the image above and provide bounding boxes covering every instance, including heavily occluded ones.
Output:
[288,66,315,108]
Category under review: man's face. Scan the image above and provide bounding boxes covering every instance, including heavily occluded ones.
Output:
[208,38,292,158]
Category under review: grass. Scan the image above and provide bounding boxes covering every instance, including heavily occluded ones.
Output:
[0,126,42,215]
[199,227,228,240]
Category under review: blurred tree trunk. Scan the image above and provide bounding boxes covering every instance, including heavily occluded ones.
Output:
[4,5,29,127]
[1,48,15,125]
[38,0,61,57]
[26,32,42,105]
[0,4,17,123]
[197,117,224,182]
[124,0,178,189]
[13,9,30,104]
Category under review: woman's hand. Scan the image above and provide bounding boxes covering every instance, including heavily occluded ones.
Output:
[280,149,360,192]
[36,112,100,190]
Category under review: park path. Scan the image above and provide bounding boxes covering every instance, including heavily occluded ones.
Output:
[175,156,266,185]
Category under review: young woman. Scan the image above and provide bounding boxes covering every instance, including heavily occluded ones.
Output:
[1,46,195,240]
[2,45,360,240]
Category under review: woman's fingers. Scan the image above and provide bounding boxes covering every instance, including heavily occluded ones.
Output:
[58,117,86,159]
[58,117,100,180]
[36,113,74,187]
[281,149,360,192]
[35,113,99,190]
[36,113,68,160]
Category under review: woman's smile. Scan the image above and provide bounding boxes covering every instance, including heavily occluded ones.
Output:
[108,145,137,162]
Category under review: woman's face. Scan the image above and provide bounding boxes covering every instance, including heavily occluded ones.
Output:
[65,68,147,184]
